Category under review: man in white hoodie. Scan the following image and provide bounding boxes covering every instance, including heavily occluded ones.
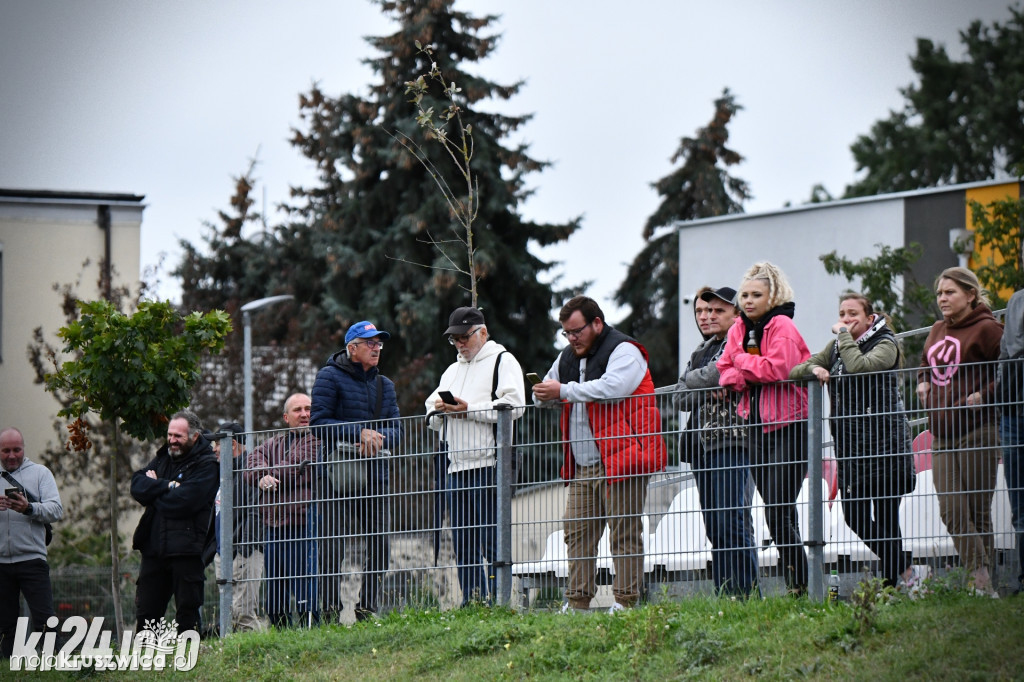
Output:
[426,307,525,605]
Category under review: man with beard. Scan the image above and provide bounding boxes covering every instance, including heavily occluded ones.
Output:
[131,410,218,634]
[533,296,666,613]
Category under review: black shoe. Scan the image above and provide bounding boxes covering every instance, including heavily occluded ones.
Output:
[354,608,376,622]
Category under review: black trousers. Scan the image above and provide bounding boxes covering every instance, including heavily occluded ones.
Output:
[0,559,55,658]
[750,422,809,592]
[320,479,390,616]
[842,487,910,587]
[135,555,206,634]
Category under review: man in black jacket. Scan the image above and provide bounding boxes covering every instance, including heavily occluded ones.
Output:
[131,410,218,634]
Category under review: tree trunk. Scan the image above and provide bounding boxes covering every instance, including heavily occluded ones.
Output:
[110,421,125,640]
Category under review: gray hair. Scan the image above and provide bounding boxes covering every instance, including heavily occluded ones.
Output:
[170,410,203,437]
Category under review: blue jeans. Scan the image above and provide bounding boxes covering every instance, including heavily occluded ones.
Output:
[1000,415,1024,586]
[264,512,319,627]
[447,467,497,605]
[693,444,759,596]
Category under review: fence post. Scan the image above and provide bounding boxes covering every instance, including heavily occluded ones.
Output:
[495,404,514,606]
[218,433,234,637]
[805,381,825,602]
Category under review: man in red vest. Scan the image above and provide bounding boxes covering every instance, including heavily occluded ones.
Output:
[533,296,666,613]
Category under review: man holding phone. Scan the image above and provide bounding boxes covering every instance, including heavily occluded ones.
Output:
[425,306,525,605]
[1,427,64,658]
[533,296,666,613]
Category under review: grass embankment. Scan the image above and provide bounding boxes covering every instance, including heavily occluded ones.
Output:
[8,589,1023,680]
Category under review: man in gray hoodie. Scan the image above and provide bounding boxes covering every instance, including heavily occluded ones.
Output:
[0,427,64,658]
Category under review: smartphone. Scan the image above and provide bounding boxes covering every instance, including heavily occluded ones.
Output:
[438,390,458,405]
[526,372,542,385]
[5,488,21,498]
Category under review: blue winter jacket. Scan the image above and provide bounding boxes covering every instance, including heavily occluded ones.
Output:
[311,350,402,482]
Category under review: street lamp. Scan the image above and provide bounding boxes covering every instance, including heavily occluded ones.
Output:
[240,295,294,438]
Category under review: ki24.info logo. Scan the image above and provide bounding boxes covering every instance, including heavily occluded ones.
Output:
[8,616,200,672]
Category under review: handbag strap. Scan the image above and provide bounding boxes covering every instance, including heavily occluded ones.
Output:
[491,351,508,443]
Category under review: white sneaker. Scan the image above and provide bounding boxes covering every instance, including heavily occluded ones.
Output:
[608,602,628,614]
[560,602,580,615]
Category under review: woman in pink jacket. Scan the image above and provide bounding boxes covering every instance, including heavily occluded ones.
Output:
[718,262,811,595]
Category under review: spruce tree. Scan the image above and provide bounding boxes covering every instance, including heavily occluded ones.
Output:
[284,0,579,409]
[176,0,579,416]
[615,89,750,386]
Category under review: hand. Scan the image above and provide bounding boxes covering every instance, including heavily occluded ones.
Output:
[434,396,468,417]
[1,491,28,514]
[359,428,386,457]
[966,391,983,407]
[145,470,157,480]
[831,322,847,335]
[532,379,561,402]
[916,382,931,405]
[258,475,280,492]
[812,366,831,385]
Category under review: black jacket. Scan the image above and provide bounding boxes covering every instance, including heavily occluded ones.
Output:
[130,435,219,559]
[827,325,914,498]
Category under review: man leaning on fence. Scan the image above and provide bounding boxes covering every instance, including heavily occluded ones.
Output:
[999,287,1024,595]
[675,287,759,597]
[1,427,63,659]
[312,320,403,622]
[533,296,667,613]
[426,306,526,606]
[247,394,319,628]
[130,410,219,635]
[212,421,265,632]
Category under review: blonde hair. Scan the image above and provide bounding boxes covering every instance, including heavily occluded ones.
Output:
[935,266,990,308]
[740,261,794,309]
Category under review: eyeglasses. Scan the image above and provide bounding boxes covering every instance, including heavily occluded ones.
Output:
[353,338,384,350]
[561,321,592,339]
[448,327,482,345]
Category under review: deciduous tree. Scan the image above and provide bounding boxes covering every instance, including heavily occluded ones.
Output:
[845,6,1024,197]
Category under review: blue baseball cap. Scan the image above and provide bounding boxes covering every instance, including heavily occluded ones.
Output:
[345,320,391,345]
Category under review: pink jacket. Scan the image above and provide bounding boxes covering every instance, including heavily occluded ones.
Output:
[717,313,810,432]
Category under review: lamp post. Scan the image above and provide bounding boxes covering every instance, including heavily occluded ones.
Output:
[240,295,294,439]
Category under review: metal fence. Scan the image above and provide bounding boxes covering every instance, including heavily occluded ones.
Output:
[42,358,1023,634]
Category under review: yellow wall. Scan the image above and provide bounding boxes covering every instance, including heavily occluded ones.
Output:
[966,182,1021,302]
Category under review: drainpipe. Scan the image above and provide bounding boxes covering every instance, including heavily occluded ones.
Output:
[98,205,112,300]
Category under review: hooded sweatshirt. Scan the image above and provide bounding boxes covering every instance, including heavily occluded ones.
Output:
[425,339,526,473]
[1,458,63,563]
[918,302,1003,439]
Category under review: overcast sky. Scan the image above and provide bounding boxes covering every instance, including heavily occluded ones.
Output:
[1,0,1015,320]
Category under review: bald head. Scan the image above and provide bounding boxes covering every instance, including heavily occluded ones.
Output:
[1,428,26,472]
[283,393,311,430]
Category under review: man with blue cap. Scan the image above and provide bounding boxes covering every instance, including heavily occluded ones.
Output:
[312,320,402,622]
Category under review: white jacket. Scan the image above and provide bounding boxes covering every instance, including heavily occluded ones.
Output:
[425,340,526,472]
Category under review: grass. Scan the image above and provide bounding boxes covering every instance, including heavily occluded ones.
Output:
[6,587,1023,681]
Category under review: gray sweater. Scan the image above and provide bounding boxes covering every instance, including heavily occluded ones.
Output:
[1,458,63,563]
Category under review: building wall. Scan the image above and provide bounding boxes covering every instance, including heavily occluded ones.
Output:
[0,193,143,471]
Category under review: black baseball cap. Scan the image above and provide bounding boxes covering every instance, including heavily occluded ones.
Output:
[444,306,486,336]
[700,287,738,306]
